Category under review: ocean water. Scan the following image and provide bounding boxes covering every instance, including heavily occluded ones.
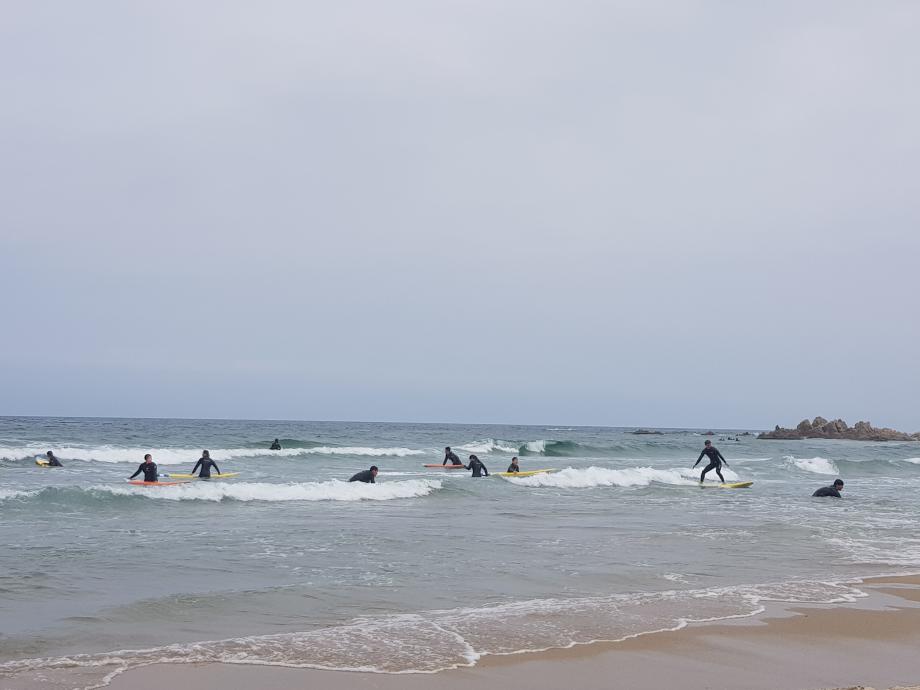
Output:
[2,417,920,687]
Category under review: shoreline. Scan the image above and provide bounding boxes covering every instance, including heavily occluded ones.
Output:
[76,574,920,690]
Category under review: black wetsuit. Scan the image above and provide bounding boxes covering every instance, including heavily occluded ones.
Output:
[812,485,842,498]
[130,462,158,482]
[506,463,520,473]
[349,469,376,483]
[443,451,462,466]
[192,457,220,478]
[270,441,282,450]
[694,446,727,482]
[467,458,489,477]
[47,455,62,467]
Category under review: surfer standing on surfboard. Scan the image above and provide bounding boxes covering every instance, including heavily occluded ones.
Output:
[693,440,729,483]
[129,454,158,483]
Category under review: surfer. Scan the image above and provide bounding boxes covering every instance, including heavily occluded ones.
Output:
[812,479,844,498]
[466,454,489,477]
[129,454,158,482]
[45,450,63,467]
[270,439,282,450]
[443,446,462,466]
[507,457,520,473]
[349,466,378,483]
[191,450,221,478]
[693,440,728,483]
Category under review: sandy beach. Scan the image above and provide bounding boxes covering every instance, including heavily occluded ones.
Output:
[95,575,920,690]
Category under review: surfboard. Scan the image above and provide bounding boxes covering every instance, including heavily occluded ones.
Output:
[423,464,466,469]
[127,480,190,486]
[35,458,50,466]
[162,472,240,480]
[496,469,557,478]
[700,481,753,489]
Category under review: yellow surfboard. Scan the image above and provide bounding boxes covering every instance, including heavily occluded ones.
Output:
[162,472,240,480]
[700,481,753,489]
[496,469,557,478]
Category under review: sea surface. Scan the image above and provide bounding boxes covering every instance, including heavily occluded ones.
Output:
[2,417,920,688]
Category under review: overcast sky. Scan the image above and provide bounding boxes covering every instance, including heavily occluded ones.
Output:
[1,1,918,429]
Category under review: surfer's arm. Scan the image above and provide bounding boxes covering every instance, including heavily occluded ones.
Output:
[482,463,489,476]
[129,464,143,479]
[192,459,202,474]
[213,461,221,474]
[717,451,728,466]
[692,452,704,467]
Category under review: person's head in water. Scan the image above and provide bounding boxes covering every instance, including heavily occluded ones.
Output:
[833,479,844,491]
[469,454,478,461]
[370,465,379,478]
[202,450,210,459]
[704,440,712,447]
[510,456,519,466]
[144,454,153,463]
[46,451,54,458]
[445,446,451,452]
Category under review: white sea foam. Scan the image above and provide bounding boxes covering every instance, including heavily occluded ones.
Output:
[900,457,920,465]
[523,440,546,453]
[0,578,867,683]
[505,466,739,488]
[456,439,518,455]
[784,456,840,475]
[0,445,425,465]
[92,479,441,502]
[0,488,36,501]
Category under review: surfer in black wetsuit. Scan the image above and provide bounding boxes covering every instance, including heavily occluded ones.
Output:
[270,439,282,450]
[466,455,489,477]
[507,457,520,473]
[45,451,62,467]
[349,466,378,483]
[812,479,844,498]
[191,450,221,478]
[693,441,728,483]
[129,454,158,482]
[443,446,462,466]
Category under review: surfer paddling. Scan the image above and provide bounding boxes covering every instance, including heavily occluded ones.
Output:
[349,466,379,483]
[45,450,63,467]
[812,479,844,498]
[693,440,728,483]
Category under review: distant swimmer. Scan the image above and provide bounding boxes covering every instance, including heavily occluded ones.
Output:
[270,439,282,451]
[45,451,63,467]
[191,450,221,478]
[812,479,844,498]
[129,454,158,482]
[349,466,379,483]
[466,454,489,477]
[443,446,462,466]
[507,457,520,473]
[693,440,728,483]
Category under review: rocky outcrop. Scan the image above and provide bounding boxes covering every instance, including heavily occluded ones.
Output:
[759,417,920,442]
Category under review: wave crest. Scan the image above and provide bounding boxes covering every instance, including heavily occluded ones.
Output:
[505,466,738,488]
[784,456,840,475]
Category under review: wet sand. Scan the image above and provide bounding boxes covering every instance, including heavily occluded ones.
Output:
[90,575,920,690]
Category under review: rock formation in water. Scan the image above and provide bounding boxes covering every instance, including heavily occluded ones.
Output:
[759,417,920,442]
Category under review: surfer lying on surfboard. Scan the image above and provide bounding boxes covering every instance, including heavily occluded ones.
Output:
[443,447,463,466]
[693,440,729,483]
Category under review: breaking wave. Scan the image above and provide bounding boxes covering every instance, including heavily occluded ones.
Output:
[0,445,425,465]
[784,456,840,475]
[504,466,739,488]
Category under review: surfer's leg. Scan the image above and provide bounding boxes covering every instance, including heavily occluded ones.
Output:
[716,466,725,482]
[700,462,716,482]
